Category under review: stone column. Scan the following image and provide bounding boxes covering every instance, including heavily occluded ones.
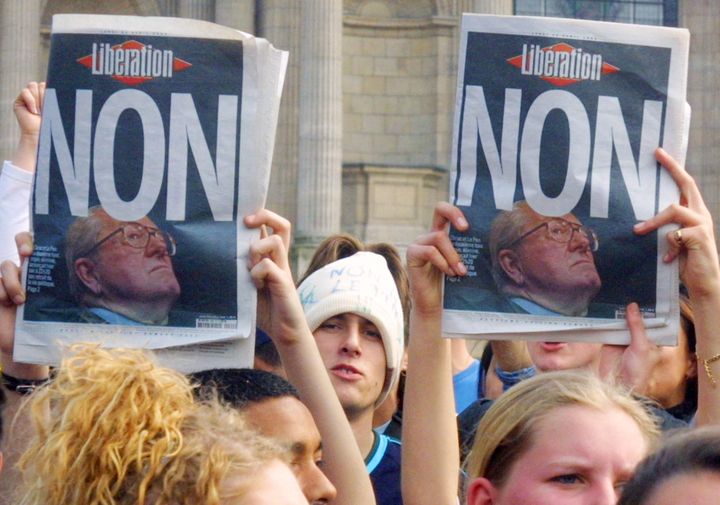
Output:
[682,1,720,239]
[258,1,301,226]
[176,0,215,20]
[0,0,41,162]
[294,0,343,273]
[215,0,255,33]
[471,0,513,13]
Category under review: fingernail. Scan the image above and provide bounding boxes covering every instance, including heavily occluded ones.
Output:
[13,293,25,304]
[456,262,467,275]
[633,222,645,231]
[19,244,33,255]
[457,217,469,229]
[628,302,639,314]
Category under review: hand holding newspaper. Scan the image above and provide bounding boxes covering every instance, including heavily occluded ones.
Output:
[13,15,288,371]
[443,14,689,345]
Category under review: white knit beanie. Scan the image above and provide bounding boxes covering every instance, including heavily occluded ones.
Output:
[297,251,404,407]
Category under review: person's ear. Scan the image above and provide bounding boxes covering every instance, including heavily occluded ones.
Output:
[466,477,499,505]
[498,249,524,285]
[75,258,101,295]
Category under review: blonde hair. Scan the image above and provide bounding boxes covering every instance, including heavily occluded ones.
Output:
[17,344,286,505]
[464,370,659,487]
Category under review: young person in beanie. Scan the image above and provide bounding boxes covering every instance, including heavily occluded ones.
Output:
[298,235,409,505]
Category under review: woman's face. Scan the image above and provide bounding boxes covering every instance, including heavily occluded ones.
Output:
[467,405,648,505]
[645,325,696,408]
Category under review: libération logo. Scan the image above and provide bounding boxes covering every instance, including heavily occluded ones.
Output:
[507,42,619,86]
[77,40,192,86]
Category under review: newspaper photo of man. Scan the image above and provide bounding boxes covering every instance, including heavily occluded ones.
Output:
[489,200,602,317]
[64,206,181,325]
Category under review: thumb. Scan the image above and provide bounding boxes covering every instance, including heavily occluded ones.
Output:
[626,302,651,352]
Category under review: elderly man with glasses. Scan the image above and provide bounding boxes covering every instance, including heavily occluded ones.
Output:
[64,206,181,325]
[489,200,601,317]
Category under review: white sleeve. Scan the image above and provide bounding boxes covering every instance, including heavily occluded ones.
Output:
[0,160,33,266]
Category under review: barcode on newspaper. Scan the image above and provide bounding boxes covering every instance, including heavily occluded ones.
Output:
[195,319,237,329]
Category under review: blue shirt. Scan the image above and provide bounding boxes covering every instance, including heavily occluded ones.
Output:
[366,432,403,505]
[509,296,564,316]
[88,307,146,325]
[453,359,482,414]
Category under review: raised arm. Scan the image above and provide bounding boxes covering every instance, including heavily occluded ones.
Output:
[634,148,720,425]
[244,209,376,505]
[1,82,44,267]
[10,82,44,171]
[402,202,467,505]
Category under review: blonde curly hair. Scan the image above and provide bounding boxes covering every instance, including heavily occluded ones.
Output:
[17,344,287,505]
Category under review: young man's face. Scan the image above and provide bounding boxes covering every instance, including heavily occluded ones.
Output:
[313,313,387,418]
[243,396,336,504]
[527,341,603,372]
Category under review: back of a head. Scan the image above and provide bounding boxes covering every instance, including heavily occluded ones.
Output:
[464,370,659,486]
[17,345,287,505]
[153,401,287,505]
[190,368,299,408]
[619,426,720,505]
[18,344,193,504]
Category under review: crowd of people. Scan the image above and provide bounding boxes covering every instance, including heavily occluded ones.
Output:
[1,79,720,505]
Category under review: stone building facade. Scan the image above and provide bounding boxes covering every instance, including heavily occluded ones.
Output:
[0,0,717,271]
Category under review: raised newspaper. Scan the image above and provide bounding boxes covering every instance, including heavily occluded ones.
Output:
[443,14,689,345]
[14,15,288,370]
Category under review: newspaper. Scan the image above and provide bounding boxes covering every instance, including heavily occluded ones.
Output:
[14,14,288,371]
[443,14,689,345]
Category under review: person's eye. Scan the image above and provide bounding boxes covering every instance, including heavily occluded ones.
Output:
[547,223,564,236]
[614,481,628,493]
[320,322,340,330]
[551,474,583,485]
[315,458,325,469]
[125,229,144,241]
[365,328,382,339]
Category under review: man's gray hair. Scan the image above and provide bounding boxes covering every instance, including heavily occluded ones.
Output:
[64,206,109,302]
[488,201,541,291]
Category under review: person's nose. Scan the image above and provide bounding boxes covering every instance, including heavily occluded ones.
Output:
[304,465,337,504]
[568,227,591,252]
[589,479,618,505]
[340,322,362,356]
[145,231,169,256]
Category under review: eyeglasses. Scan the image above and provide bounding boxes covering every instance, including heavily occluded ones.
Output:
[505,217,599,252]
[78,222,177,258]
